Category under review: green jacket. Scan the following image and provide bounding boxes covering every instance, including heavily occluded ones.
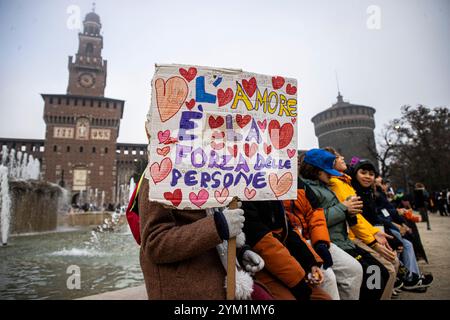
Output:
[301,178,355,251]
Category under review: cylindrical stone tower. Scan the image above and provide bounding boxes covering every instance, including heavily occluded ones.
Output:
[311,92,378,165]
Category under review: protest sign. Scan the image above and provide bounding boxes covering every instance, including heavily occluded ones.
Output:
[145,64,298,209]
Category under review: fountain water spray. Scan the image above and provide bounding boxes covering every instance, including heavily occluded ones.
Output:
[129,177,136,202]
[0,166,11,245]
[101,191,105,211]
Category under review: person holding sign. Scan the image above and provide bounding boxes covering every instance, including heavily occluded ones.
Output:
[142,63,300,299]
[139,177,268,299]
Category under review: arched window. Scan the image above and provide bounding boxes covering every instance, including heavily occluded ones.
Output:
[80,146,84,153]
[92,147,96,153]
[85,43,94,56]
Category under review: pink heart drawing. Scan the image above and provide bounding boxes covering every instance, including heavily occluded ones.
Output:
[287,149,296,159]
[212,131,225,139]
[155,77,188,122]
[244,187,256,200]
[150,158,173,184]
[158,130,170,144]
[157,146,170,156]
[214,188,229,204]
[257,119,267,132]
[269,172,293,198]
[189,189,209,208]
[211,141,225,150]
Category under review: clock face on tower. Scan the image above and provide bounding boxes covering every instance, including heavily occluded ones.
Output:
[78,72,96,88]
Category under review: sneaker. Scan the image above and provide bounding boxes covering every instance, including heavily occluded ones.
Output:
[394,277,404,290]
[403,273,433,290]
[402,273,421,290]
[420,273,433,287]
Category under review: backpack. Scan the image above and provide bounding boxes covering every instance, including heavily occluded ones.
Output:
[125,172,146,245]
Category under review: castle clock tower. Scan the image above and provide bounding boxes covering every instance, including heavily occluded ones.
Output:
[67,9,107,96]
[41,7,125,206]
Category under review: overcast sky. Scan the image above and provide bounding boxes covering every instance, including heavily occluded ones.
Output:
[0,0,448,149]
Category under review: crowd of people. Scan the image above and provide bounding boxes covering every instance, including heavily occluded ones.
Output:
[135,147,436,300]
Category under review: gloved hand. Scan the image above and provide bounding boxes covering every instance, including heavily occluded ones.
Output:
[214,208,245,240]
[242,250,265,273]
[290,279,312,301]
[314,242,333,269]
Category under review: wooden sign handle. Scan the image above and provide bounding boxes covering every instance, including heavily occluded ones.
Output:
[226,197,239,300]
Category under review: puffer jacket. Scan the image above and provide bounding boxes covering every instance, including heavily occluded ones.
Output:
[300,178,356,251]
[283,177,331,247]
[328,175,381,246]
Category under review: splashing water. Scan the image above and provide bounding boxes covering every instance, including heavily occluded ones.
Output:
[0,146,41,180]
[0,166,12,245]
[129,177,136,202]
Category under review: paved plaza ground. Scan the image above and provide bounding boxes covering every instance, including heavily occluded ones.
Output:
[399,213,450,300]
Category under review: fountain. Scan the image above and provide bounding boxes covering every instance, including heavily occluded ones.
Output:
[0,165,11,245]
[0,146,66,244]
[0,147,143,299]
[129,177,135,202]
[101,190,105,211]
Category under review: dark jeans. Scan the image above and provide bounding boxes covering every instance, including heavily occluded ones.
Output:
[345,246,389,300]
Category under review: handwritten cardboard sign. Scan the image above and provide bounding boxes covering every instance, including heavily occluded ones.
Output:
[145,64,298,209]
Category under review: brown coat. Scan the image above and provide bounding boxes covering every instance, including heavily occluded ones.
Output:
[138,178,226,299]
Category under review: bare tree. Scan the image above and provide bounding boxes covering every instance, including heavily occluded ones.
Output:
[376,105,449,191]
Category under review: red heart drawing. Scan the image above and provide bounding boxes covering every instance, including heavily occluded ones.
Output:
[269,172,293,198]
[150,158,172,184]
[189,189,209,208]
[158,130,170,144]
[179,67,197,82]
[236,114,252,128]
[291,117,297,124]
[268,120,294,150]
[286,84,297,95]
[272,76,285,90]
[244,187,257,200]
[185,98,195,110]
[164,189,182,207]
[217,88,234,107]
[244,143,258,158]
[163,137,178,145]
[242,77,257,97]
[157,146,170,156]
[228,145,238,158]
[263,143,272,155]
[287,149,296,159]
[211,141,225,150]
[257,119,267,131]
[208,115,224,129]
[214,188,229,204]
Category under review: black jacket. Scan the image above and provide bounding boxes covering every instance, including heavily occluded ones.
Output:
[242,200,319,273]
